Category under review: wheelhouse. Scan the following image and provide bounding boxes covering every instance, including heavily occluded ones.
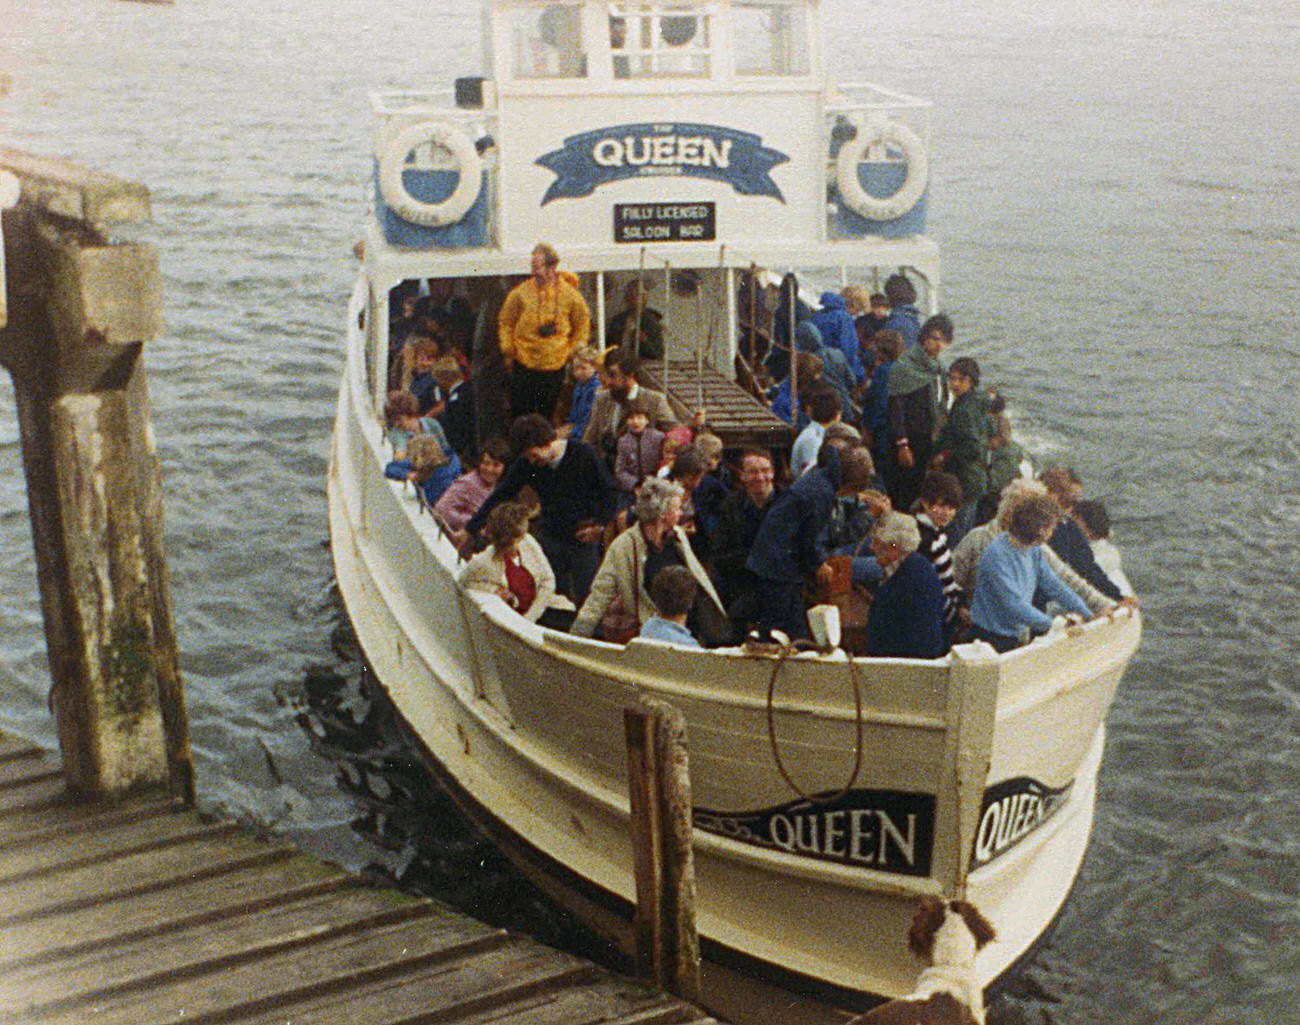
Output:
[361,0,941,447]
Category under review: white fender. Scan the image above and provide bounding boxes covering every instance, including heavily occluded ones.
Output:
[379,121,482,228]
[835,117,928,222]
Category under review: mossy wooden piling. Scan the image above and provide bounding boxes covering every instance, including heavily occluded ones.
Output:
[0,146,190,804]
[625,699,702,1004]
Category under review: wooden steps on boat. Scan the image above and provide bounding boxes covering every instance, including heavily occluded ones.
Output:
[0,730,719,1025]
[639,360,792,452]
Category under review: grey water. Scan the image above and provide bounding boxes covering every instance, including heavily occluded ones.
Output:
[0,0,1296,1020]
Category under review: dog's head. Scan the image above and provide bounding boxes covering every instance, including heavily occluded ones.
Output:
[907,897,997,965]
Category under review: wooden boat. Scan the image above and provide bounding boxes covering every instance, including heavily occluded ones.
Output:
[329,2,1141,1020]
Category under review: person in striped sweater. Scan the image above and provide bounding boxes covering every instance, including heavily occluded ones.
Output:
[913,471,965,638]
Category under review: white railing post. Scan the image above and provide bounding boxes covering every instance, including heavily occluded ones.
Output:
[939,646,1000,897]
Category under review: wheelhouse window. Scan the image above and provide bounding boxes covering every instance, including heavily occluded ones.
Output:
[732,0,809,77]
[512,3,587,79]
[609,2,712,78]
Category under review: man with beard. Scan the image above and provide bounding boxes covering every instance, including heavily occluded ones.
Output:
[498,243,591,421]
[581,352,677,464]
[606,279,664,360]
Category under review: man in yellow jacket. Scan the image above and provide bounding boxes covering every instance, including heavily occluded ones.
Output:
[499,243,591,420]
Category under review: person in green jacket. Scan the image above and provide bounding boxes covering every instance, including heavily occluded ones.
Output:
[980,388,1030,526]
[932,357,991,546]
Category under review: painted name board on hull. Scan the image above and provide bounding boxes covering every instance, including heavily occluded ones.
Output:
[537,122,790,205]
[972,777,1073,869]
[614,202,715,242]
[694,789,936,877]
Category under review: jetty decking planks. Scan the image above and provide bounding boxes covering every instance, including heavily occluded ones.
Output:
[0,797,177,850]
[0,854,338,968]
[0,731,718,1025]
[0,776,67,816]
[0,812,232,883]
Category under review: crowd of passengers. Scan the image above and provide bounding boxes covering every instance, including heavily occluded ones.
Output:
[381,242,1140,659]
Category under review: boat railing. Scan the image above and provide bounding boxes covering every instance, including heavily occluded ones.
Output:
[372,90,456,114]
[827,81,932,113]
[823,80,932,153]
[371,89,500,150]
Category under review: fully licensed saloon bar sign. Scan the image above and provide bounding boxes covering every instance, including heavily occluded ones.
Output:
[614,202,715,242]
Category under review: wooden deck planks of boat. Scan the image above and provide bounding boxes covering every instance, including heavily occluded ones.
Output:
[0,730,719,1025]
[639,360,792,452]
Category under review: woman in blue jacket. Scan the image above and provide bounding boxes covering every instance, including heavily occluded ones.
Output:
[865,513,947,659]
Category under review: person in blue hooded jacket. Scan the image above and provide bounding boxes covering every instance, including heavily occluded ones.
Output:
[809,291,866,384]
[771,321,856,427]
[745,445,880,640]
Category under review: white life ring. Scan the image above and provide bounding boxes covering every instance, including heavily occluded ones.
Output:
[379,121,482,228]
[835,118,928,222]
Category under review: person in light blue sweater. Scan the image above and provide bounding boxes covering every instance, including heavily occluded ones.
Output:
[969,494,1093,652]
[790,390,840,478]
[639,565,702,648]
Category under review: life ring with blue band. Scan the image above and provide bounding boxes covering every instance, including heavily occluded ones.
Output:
[379,121,482,228]
[835,117,928,222]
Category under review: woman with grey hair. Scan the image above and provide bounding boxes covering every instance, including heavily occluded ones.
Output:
[871,509,922,554]
[951,478,1114,615]
[865,512,947,658]
[572,477,727,643]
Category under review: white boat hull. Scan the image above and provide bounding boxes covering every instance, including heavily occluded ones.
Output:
[327,327,1141,1017]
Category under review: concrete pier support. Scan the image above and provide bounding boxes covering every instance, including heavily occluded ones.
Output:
[0,147,192,803]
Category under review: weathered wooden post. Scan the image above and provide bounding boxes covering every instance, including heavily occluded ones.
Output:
[0,147,193,804]
[624,697,702,1003]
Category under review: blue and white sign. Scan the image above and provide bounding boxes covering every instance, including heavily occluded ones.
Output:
[536,122,790,206]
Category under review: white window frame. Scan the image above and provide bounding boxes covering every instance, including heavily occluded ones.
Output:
[729,0,812,78]
[608,1,716,79]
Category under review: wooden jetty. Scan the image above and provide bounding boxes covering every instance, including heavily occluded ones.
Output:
[0,149,719,1025]
[0,730,719,1025]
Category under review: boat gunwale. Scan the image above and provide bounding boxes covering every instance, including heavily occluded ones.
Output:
[327,396,1130,900]
[337,307,1141,727]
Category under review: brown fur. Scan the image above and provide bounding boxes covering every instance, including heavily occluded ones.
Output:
[848,899,998,1025]
[850,992,980,1025]
[908,897,996,959]
[907,897,950,960]
[948,900,997,951]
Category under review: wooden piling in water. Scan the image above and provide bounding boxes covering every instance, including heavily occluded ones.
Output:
[0,147,191,804]
[625,697,703,1004]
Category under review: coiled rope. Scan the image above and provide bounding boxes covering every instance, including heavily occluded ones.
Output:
[764,642,865,804]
